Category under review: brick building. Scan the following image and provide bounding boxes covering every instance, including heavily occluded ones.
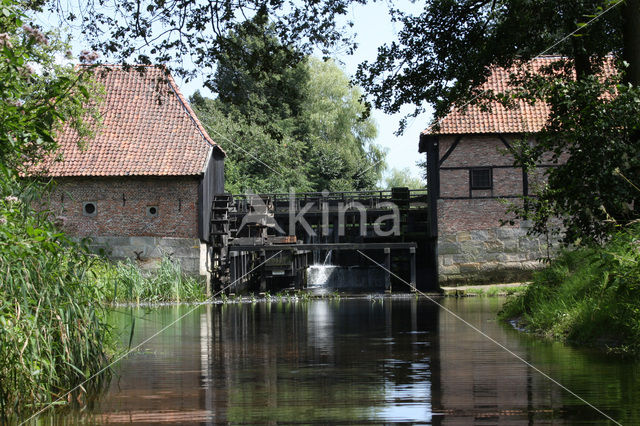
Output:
[419,57,570,284]
[41,65,225,277]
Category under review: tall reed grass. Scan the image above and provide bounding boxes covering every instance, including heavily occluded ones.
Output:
[0,174,113,419]
[500,223,640,355]
[91,257,207,304]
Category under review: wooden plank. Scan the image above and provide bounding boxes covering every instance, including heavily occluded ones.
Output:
[228,242,417,251]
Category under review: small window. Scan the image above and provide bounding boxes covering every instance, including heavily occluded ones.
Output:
[83,202,97,217]
[147,206,159,217]
[470,168,492,190]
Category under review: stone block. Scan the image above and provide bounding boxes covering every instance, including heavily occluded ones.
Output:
[452,254,475,263]
[519,237,541,252]
[170,246,200,258]
[441,255,455,266]
[521,260,544,271]
[179,258,201,274]
[470,230,489,241]
[158,237,199,248]
[457,231,471,242]
[479,262,501,272]
[459,263,481,274]
[496,227,523,239]
[459,240,485,256]
[502,238,519,253]
[98,236,132,247]
[438,242,461,255]
[479,252,502,262]
[129,236,156,248]
[497,253,527,263]
[439,264,460,275]
[484,240,504,253]
[440,233,457,243]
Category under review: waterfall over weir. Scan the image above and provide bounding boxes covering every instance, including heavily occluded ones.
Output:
[306,250,386,294]
[307,251,337,295]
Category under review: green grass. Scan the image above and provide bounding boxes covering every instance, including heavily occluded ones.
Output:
[500,223,640,355]
[458,285,528,297]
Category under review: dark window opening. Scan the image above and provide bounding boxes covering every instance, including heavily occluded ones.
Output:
[470,168,492,190]
[83,202,96,216]
[147,206,159,217]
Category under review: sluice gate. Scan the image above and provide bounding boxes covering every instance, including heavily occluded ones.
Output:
[209,189,438,293]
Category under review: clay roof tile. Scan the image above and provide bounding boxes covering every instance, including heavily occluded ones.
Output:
[40,65,224,177]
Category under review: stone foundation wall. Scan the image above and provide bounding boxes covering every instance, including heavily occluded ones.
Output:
[83,235,208,277]
[438,223,554,285]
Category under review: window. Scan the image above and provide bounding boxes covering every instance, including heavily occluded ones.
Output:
[470,168,492,190]
[146,206,159,217]
[83,202,97,217]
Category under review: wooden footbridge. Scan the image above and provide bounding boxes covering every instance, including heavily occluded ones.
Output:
[209,188,438,293]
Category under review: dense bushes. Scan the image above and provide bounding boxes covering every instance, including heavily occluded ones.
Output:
[500,224,640,355]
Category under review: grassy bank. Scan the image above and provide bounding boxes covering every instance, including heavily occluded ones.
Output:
[500,224,640,355]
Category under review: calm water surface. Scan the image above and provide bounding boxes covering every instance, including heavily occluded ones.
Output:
[63,297,640,424]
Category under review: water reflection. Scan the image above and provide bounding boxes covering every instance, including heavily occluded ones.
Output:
[68,298,640,424]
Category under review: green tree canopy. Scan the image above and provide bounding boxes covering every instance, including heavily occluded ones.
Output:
[355,0,640,244]
[382,168,424,190]
[191,17,384,193]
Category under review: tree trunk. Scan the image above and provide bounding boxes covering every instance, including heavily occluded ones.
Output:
[622,0,640,86]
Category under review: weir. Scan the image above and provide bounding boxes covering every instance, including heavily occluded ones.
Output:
[209,188,437,293]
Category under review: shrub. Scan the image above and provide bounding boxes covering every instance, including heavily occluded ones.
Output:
[500,224,640,355]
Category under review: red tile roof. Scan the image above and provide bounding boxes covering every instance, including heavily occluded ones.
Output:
[42,65,223,177]
[424,56,616,135]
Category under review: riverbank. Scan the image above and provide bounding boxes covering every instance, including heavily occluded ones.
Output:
[500,224,640,356]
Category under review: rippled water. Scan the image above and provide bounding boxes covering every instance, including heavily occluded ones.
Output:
[48,297,640,424]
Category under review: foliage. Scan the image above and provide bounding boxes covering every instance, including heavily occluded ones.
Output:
[506,73,640,244]
[500,223,640,355]
[0,1,107,419]
[0,168,113,419]
[191,18,384,193]
[356,0,624,130]
[382,167,424,190]
[357,0,640,243]
[0,0,100,173]
[41,0,361,83]
[92,257,207,304]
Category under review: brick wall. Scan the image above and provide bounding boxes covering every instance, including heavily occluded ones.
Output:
[46,176,200,238]
[43,176,207,277]
[436,134,556,284]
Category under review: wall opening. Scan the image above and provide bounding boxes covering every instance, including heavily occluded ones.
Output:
[83,202,97,217]
[147,206,159,217]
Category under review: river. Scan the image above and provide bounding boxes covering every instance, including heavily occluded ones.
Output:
[52,297,639,424]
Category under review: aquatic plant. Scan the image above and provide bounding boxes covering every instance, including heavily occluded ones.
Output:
[93,257,207,304]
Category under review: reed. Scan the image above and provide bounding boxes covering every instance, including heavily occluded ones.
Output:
[0,182,113,419]
[92,257,207,304]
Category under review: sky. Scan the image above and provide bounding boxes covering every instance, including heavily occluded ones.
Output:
[38,0,432,182]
